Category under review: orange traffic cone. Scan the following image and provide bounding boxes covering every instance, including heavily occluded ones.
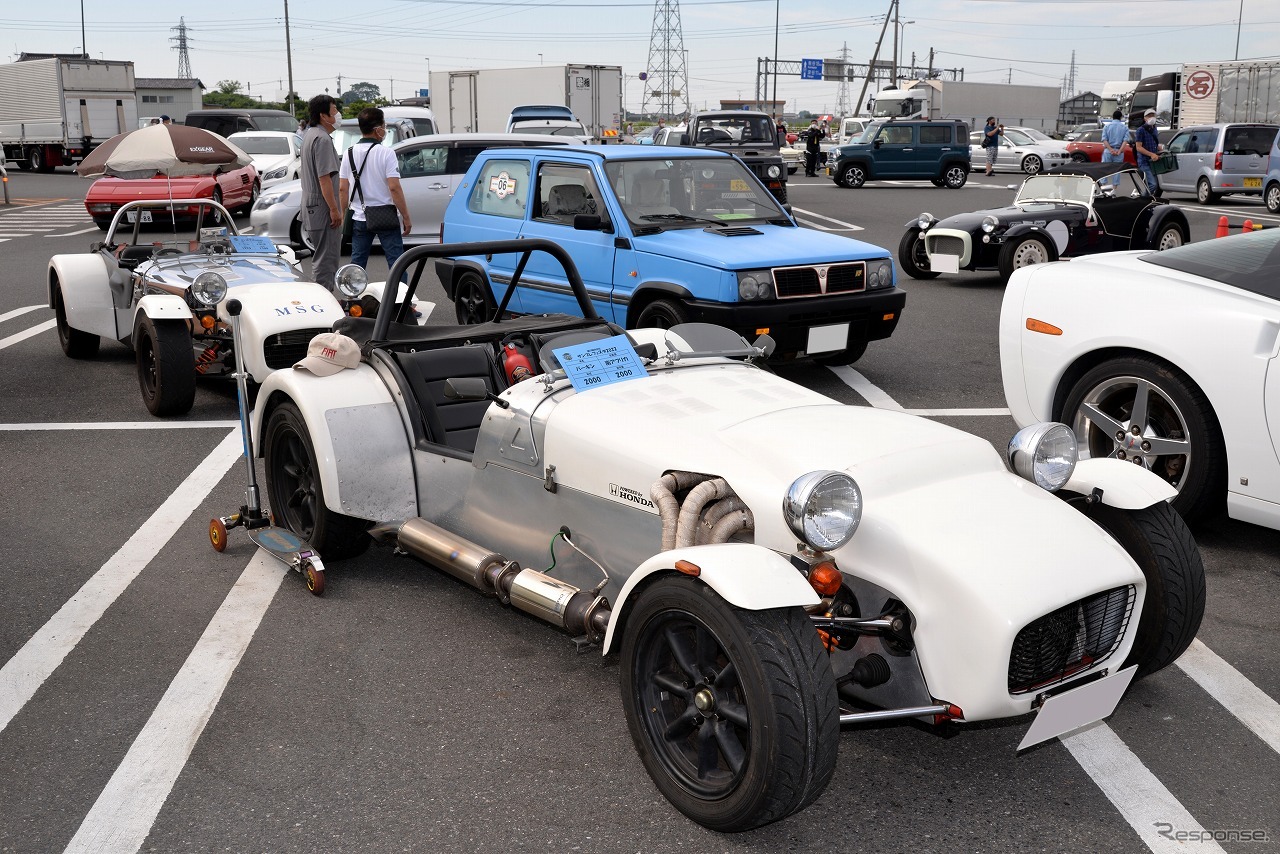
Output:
[1215,216,1229,238]
[1242,219,1254,232]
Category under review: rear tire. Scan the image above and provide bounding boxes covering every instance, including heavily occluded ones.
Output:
[898,228,939,280]
[134,314,196,416]
[53,282,101,359]
[1151,220,1186,251]
[453,270,496,324]
[264,401,371,560]
[941,163,968,188]
[1195,178,1219,205]
[997,234,1056,283]
[1071,500,1205,678]
[1266,181,1280,214]
[620,576,839,831]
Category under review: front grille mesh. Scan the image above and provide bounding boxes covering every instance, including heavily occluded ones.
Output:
[263,328,329,369]
[773,263,865,298]
[927,234,965,257]
[1008,585,1133,694]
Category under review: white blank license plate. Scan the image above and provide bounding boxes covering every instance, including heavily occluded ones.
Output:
[931,253,959,274]
[1018,665,1136,750]
[126,211,153,223]
[807,323,849,354]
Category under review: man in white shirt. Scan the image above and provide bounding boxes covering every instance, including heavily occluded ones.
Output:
[338,107,412,279]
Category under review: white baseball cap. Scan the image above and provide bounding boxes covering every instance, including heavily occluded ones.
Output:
[294,332,360,377]
[1144,108,1157,117]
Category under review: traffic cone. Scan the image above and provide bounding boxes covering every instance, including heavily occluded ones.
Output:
[1242,219,1253,232]
[1215,216,1229,238]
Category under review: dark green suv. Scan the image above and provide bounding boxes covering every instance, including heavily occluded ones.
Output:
[827,119,971,189]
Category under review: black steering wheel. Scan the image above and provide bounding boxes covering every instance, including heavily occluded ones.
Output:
[155,247,184,257]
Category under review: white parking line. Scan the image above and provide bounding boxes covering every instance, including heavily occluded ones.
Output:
[46,227,99,237]
[1063,724,1226,853]
[64,551,286,854]
[0,421,241,431]
[791,206,864,231]
[0,430,240,736]
[1176,639,1280,756]
[826,366,1013,417]
[0,319,55,351]
[0,305,46,324]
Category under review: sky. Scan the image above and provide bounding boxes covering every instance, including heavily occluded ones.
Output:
[7,0,1279,118]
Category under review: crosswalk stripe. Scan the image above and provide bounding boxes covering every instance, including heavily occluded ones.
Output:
[1176,639,1280,755]
[0,305,47,324]
[0,319,56,350]
[0,430,241,735]
[64,551,287,854]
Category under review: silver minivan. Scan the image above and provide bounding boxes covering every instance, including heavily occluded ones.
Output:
[1162,122,1279,203]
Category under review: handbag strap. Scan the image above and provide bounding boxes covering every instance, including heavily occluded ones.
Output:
[347,143,377,204]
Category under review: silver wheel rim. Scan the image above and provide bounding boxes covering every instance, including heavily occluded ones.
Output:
[1198,181,1210,203]
[1266,185,1280,212]
[946,167,965,186]
[1157,227,1183,250]
[843,167,863,187]
[1073,374,1193,492]
[1011,239,1049,268]
[1024,156,1041,174]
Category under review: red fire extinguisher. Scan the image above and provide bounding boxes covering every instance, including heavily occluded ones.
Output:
[502,342,535,384]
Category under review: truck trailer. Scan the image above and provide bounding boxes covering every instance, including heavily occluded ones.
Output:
[429,64,623,141]
[870,79,1060,135]
[1129,60,1280,128]
[0,57,138,171]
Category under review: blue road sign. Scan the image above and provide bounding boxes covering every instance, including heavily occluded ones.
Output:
[801,59,824,81]
[419,89,429,98]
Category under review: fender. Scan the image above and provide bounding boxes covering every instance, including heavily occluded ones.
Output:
[1062,457,1178,509]
[624,281,695,321]
[134,294,193,325]
[1138,204,1188,246]
[252,364,417,524]
[434,257,488,300]
[48,254,117,340]
[601,543,820,655]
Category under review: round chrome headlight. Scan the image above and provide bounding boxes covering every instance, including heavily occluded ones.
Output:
[737,270,771,300]
[334,264,368,298]
[783,471,863,552]
[1008,422,1078,492]
[767,164,782,179]
[917,212,935,230]
[191,271,228,306]
[981,215,999,234]
[869,259,892,288]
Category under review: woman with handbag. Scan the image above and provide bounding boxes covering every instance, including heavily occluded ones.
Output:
[338,107,412,279]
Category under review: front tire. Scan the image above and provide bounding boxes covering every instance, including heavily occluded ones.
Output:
[1071,500,1205,678]
[134,314,195,416]
[836,164,865,189]
[53,283,101,359]
[264,402,371,560]
[897,228,939,279]
[1195,178,1219,205]
[620,577,839,832]
[1021,154,1043,175]
[634,298,690,330]
[453,270,496,324]
[1060,356,1225,522]
[997,234,1056,283]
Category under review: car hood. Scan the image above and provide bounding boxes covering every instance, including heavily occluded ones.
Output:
[629,222,890,267]
[250,153,295,173]
[934,202,1087,231]
[261,178,304,199]
[87,175,211,198]
[139,253,304,287]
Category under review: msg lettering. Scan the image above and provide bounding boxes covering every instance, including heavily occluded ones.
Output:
[273,304,328,316]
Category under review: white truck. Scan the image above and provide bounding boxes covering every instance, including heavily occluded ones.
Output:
[429,64,623,142]
[1097,80,1138,121]
[0,57,138,172]
[1130,61,1280,129]
[870,79,1060,135]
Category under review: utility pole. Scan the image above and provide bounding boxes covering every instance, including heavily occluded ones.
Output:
[891,0,900,85]
[854,3,895,120]
[337,74,343,100]
[284,0,296,116]
[80,0,86,58]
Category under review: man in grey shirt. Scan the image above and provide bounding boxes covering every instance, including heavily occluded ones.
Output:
[300,94,342,291]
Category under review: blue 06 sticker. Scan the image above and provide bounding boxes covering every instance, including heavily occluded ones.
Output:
[552,334,648,392]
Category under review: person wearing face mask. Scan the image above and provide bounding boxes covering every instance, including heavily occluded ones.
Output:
[338,107,411,281]
[301,93,343,292]
[1134,108,1165,197]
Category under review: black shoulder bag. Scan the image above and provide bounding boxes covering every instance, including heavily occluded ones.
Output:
[347,143,401,235]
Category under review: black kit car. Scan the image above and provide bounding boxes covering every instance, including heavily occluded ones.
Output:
[898,162,1191,284]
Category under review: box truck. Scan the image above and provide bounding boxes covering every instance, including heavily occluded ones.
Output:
[870,79,1060,135]
[1129,61,1280,128]
[429,64,623,141]
[0,57,138,171]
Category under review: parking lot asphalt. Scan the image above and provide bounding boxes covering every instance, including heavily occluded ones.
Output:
[1,167,1277,853]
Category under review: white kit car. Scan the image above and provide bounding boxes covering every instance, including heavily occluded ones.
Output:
[1001,227,1280,530]
[49,199,401,416]
[250,238,1205,832]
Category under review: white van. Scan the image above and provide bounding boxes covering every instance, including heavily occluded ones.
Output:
[382,106,437,137]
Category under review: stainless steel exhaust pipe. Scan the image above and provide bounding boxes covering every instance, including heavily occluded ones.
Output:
[396,517,506,591]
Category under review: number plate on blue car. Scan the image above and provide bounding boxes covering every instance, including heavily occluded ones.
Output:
[807,323,848,354]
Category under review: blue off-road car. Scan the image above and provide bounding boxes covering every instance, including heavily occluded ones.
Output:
[435,145,904,364]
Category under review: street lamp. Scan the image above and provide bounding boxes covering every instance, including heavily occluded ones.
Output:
[898,20,915,78]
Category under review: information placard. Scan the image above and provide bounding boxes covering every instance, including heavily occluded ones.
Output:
[228,234,277,254]
[552,334,648,392]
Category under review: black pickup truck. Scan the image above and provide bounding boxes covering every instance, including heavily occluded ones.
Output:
[680,110,788,204]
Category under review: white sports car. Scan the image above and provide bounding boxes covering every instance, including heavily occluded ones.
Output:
[1000,227,1280,529]
[245,238,1205,832]
[49,199,398,416]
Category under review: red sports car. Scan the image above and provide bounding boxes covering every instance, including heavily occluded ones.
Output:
[1065,128,1136,165]
[84,164,260,230]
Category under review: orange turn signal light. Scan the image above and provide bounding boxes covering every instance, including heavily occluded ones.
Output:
[1025,318,1062,336]
[349,304,364,317]
[200,314,216,330]
[882,312,895,321]
[755,327,770,336]
[808,561,843,597]
[674,559,701,577]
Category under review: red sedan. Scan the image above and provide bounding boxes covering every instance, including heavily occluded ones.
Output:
[1065,128,1136,165]
[84,164,260,230]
